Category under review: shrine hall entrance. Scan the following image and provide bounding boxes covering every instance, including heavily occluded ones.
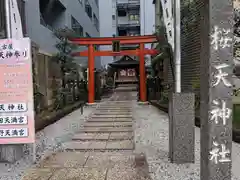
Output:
[109,55,138,85]
[70,35,158,104]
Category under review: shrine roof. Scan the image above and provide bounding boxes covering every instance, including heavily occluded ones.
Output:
[109,56,139,68]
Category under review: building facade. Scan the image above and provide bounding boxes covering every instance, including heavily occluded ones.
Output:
[0,0,101,68]
[99,0,155,67]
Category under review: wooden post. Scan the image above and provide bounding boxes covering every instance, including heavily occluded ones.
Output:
[88,44,95,104]
[200,0,233,179]
[139,43,146,102]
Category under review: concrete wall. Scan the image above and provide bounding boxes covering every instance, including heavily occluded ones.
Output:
[99,0,115,66]
[24,0,101,69]
[140,0,155,36]
[140,0,155,65]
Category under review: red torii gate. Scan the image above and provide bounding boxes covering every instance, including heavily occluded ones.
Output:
[70,35,158,104]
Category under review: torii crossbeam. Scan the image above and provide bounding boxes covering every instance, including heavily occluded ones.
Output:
[70,35,159,104]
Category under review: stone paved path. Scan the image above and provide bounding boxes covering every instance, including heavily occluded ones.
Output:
[22,87,151,180]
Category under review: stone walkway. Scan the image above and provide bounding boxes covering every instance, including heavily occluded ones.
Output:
[20,87,240,180]
[22,88,150,180]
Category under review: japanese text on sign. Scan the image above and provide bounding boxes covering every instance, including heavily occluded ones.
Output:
[209,25,232,164]
[0,128,28,138]
[0,116,27,125]
[0,42,28,60]
[211,26,232,51]
[209,141,231,164]
[0,38,34,144]
[0,103,27,112]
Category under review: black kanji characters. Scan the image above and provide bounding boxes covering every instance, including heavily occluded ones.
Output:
[5,51,13,58]
[12,129,18,136]
[2,44,7,50]
[0,104,5,111]
[8,104,14,111]
[18,116,24,123]
[11,116,18,123]
[14,51,20,58]
[0,118,3,124]
[19,129,25,136]
[0,51,4,58]
[17,104,25,111]
[0,130,4,136]
[5,130,10,136]
[4,117,10,124]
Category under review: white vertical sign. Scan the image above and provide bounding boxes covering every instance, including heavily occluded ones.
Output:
[5,0,23,39]
[160,0,174,49]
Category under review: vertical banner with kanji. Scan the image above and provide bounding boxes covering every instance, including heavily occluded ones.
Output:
[0,38,34,144]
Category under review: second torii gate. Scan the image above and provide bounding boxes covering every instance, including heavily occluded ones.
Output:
[70,35,158,104]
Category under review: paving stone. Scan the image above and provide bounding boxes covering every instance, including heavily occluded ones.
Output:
[21,168,54,180]
[81,127,133,133]
[109,132,133,140]
[54,168,107,180]
[106,140,134,150]
[40,152,89,168]
[84,122,132,127]
[62,141,91,150]
[72,133,97,140]
[88,141,107,149]
[84,152,135,168]
[49,169,69,180]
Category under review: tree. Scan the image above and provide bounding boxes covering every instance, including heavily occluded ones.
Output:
[53,27,79,105]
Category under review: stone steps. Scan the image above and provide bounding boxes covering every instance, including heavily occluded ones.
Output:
[93,112,132,115]
[72,132,133,141]
[83,122,133,127]
[80,127,133,133]
[88,118,132,122]
[91,115,133,118]
[63,139,134,151]
[63,101,135,151]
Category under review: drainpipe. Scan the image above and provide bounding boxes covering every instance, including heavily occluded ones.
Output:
[5,0,11,38]
[173,0,181,93]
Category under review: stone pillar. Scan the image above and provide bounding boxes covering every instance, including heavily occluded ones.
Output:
[0,144,24,163]
[169,93,195,163]
[200,1,233,180]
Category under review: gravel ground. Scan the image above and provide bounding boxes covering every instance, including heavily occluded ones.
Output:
[0,105,96,180]
[133,102,240,180]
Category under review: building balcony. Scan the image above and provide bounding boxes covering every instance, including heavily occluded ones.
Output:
[117,0,140,10]
[117,22,140,30]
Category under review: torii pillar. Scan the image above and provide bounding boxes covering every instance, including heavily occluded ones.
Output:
[139,43,147,102]
[88,44,95,104]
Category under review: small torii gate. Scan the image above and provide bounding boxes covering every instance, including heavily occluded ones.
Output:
[70,35,158,104]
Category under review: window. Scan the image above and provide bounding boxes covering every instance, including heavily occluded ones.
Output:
[86,32,91,37]
[93,13,99,31]
[129,14,139,21]
[112,15,115,20]
[39,0,66,30]
[71,16,83,36]
[85,0,92,19]
[117,10,127,17]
